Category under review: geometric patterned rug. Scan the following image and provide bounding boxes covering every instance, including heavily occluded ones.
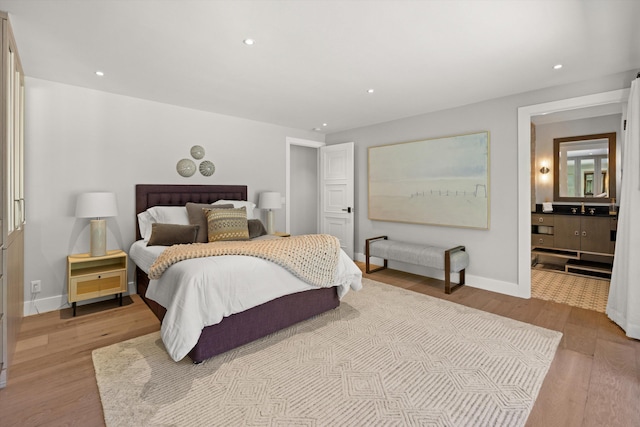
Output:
[93,279,562,427]
[531,269,610,313]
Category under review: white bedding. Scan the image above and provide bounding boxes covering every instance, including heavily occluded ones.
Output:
[130,239,362,361]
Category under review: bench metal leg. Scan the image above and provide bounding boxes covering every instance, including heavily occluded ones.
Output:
[365,235,388,274]
[444,246,466,294]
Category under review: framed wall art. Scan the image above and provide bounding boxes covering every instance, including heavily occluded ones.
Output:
[368,131,490,229]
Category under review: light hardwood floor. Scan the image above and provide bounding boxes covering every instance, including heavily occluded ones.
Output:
[0,295,160,427]
[0,264,638,426]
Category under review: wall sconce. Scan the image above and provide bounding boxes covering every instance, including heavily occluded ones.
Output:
[539,161,550,175]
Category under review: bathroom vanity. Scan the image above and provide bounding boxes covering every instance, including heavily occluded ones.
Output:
[531,205,616,277]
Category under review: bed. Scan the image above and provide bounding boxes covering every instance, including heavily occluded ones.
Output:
[132,184,362,363]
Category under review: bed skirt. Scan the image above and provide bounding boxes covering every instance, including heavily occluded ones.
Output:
[137,268,340,363]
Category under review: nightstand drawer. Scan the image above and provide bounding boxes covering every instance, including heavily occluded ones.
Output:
[69,271,126,302]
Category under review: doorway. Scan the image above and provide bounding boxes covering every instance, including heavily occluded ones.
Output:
[285,137,355,258]
[529,112,621,312]
[290,144,319,235]
[285,137,324,235]
[517,89,629,301]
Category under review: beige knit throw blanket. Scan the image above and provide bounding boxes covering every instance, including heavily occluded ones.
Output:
[148,234,341,287]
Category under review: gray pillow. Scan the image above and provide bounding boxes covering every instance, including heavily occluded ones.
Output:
[248,219,267,239]
[147,223,200,246]
[186,202,233,243]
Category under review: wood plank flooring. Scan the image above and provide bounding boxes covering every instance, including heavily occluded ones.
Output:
[0,265,638,426]
[0,295,160,427]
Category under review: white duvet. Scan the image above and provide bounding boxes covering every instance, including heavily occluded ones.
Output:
[130,239,363,361]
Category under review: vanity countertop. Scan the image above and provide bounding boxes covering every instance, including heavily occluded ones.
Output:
[534,204,616,217]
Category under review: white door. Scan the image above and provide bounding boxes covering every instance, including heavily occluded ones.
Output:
[320,142,354,258]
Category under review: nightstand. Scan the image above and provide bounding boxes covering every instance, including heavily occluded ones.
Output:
[274,232,290,237]
[67,250,128,316]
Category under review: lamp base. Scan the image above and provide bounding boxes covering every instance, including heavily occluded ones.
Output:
[90,219,107,257]
[266,210,275,235]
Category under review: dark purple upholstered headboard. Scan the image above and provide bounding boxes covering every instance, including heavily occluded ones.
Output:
[135,184,248,240]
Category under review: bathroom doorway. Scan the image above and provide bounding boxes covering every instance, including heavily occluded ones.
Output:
[528,104,624,312]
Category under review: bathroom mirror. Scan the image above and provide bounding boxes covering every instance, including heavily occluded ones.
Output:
[553,132,616,202]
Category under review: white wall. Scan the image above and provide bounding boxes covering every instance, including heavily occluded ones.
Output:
[534,114,622,204]
[326,70,636,296]
[24,77,323,314]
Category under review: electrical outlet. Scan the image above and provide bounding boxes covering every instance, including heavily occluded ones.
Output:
[31,280,42,293]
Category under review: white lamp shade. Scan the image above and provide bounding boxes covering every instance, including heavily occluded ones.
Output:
[75,192,118,218]
[258,192,282,210]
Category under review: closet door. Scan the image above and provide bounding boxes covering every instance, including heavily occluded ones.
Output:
[0,12,25,389]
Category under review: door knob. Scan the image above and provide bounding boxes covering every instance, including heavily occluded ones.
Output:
[342,207,352,213]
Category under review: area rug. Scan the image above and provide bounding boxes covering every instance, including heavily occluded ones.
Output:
[531,269,609,313]
[93,279,562,427]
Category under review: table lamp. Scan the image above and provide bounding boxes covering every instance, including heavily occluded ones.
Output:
[75,192,118,257]
[258,191,281,234]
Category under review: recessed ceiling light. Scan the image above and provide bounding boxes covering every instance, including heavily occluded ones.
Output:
[95,70,104,76]
[553,64,563,70]
[243,38,255,45]
[367,89,374,93]
[322,123,328,127]
[312,127,322,132]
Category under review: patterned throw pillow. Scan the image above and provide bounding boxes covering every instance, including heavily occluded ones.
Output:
[205,207,250,242]
[186,202,233,243]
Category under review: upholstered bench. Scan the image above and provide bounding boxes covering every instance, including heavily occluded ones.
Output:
[365,235,469,294]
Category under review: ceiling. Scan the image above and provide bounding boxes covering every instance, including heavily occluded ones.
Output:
[0,0,638,133]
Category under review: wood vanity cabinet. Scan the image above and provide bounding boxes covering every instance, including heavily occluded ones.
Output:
[553,215,613,254]
[531,214,554,248]
[532,212,616,276]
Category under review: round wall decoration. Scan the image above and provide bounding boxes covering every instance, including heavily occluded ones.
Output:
[190,145,205,160]
[199,160,215,176]
[176,158,196,177]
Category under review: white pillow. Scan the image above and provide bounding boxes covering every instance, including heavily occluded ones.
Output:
[147,206,190,224]
[137,211,154,241]
[137,206,190,241]
[212,200,256,219]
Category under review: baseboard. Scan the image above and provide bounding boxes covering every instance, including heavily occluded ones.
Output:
[23,282,136,316]
[355,252,526,298]
[24,294,71,316]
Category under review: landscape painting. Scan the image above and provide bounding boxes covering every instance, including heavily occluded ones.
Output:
[368,131,490,229]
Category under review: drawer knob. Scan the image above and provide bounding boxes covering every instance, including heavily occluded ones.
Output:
[539,218,544,223]
[539,238,544,243]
